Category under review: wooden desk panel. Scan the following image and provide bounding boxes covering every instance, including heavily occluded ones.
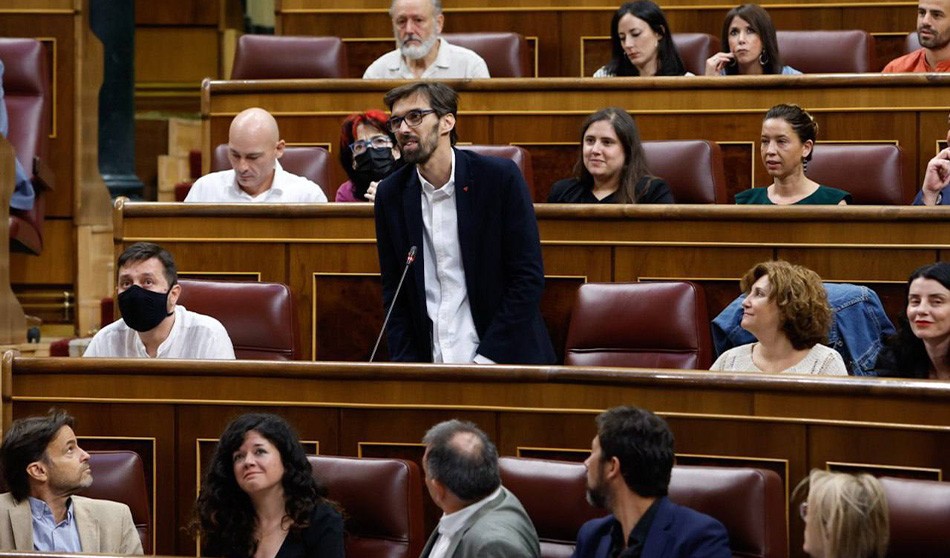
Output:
[6,355,950,555]
[114,202,950,362]
[202,76,947,204]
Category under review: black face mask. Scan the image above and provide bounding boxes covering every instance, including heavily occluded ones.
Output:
[117,284,174,332]
[352,147,397,199]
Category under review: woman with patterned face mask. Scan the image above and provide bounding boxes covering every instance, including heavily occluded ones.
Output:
[336,110,402,202]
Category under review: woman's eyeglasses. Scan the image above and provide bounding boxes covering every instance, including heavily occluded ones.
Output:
[388,109,436,132]
[349,135,393,156]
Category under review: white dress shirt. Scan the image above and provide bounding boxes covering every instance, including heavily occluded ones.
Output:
[363,39,490,79]
[184,160,328,203]
[83,305,236,359]
[419,151,481,363]
[428,486,503,558]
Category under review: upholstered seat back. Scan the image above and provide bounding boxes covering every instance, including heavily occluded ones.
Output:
[231,35,349,79]
[441,32,530,77]
[777,30,875,73]
[904,31,921,54]
[672,33,721,76]
[176,278,298,360]
[642,140,727,203]
[564,281,713,369]
[499,457,602,558]
[81,451,151,554]
[880,476,950,557]
[457,144,535,197]
[213,144,331,190]
[308,455,425,558]
[500,457,786,558]
[806,144,905,204]
[669,466,786,558]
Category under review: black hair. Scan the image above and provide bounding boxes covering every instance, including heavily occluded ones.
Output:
[0,409,74,502]
[595,406,673,497]
[117,242,178,287]
[422,419,500,502]
[602,1,686,76]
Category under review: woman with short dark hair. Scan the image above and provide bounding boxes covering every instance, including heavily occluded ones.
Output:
[705,4,800,76]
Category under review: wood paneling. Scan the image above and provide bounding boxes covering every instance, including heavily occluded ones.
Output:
[6,355,950,556]
[114,202,950,361]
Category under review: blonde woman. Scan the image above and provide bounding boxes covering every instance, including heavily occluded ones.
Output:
[796,470,889,558]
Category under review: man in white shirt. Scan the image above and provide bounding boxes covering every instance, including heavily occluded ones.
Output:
[84,242,235,359]
[185,107,327,203]
[363,0,490,79]
[419,420,539,558]
[373,82,555,364]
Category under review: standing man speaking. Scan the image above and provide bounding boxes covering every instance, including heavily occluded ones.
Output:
[373,82,555,365]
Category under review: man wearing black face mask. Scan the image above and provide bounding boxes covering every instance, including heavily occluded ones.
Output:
[83,243,235,359]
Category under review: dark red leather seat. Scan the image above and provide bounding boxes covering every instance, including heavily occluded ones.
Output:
[564,281,713,369]
[457,144,535,197]
[642,140,728,204]
[231,35,349,79]
[777,30,875,73]
[672,33,721,76]
[176,278,298,360]
[806,143,906,204]
[879,476,950,558]
[308,455,425,558]
[81,451,151,554]
[0,37,53,255]
[212,143,331,190]
[500,457,787,558]
[441,32,531,77]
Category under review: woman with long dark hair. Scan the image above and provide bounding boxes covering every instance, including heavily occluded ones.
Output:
[704,4,800,75]
[595,1,687,77]
[549,107,673,204]
[876,262,950,379]
[195,413,343,558]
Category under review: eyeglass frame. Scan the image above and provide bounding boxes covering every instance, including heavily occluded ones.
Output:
[349,134,393,156]
[388,108,437,133]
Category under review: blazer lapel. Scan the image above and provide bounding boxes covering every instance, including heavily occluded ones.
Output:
[452,148,477,281]
[641,497,674,558]
[9,499,33,551]
[419,527,440,558]
[72,498,99,553]
[401,169,427,312]
[449,489,506,557]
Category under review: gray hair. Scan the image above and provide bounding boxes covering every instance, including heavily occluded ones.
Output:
[422,419,500,502]
[390,0,442,17]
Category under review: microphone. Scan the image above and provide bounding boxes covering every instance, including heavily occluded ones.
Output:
[370,245,418,362]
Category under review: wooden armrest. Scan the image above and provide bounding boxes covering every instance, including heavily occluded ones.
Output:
[31,156,55,192]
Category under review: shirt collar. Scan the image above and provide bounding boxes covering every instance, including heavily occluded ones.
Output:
[29,496,74,525]
[437,486,502,538]
[230,160,284,200]
[418,148,456,197]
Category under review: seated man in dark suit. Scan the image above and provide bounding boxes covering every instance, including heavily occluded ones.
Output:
[420,419,539,558]
[0,410,143,554]
[573,406,731,558]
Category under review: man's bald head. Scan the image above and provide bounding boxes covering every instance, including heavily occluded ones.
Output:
[227,107,285,196]
[422,419,500,502]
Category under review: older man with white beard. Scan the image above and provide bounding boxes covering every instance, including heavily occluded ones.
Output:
[363,0,490,79]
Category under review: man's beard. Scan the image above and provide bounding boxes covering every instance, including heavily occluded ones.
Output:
[586,482,609,509]
[398,121,440,165]
[400,34,439,60]
[918,26,950,50]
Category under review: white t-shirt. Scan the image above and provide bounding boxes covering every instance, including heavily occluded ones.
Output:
[83,305,235,359]
[184,160,327,203]
[710,343,847,375]
[363,39,490,79]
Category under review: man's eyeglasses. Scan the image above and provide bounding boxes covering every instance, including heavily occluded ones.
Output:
[349,135,393,156]
[389,109,437,132]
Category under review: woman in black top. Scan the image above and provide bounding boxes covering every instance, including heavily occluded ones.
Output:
[195,413,344,558]
[875,262,950,379]
[549,107,673,204]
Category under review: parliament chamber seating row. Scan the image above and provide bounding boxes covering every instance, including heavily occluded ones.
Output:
[181,139,907,206]
[75,448,950,558]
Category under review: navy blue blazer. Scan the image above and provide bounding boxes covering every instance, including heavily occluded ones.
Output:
[913,184,950,205]
[373,148,555,364]
[572,498,731,558]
